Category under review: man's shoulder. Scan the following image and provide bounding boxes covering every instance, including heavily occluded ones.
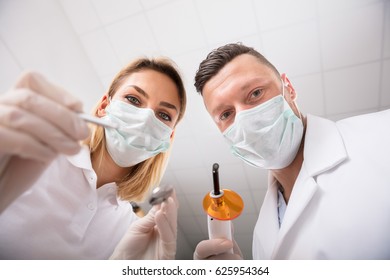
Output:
[334,109,390,151]
[336,109,390,127]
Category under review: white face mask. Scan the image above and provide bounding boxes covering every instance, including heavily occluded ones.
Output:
[222,84,304,169]
[103,99,172,167]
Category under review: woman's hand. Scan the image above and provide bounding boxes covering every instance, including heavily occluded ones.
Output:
[110,192,178,260]
[0,71,89,162]
[0,71,89,213]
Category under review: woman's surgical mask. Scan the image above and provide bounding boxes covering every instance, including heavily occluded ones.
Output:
[102,99,172,167]
[222,83,304,169]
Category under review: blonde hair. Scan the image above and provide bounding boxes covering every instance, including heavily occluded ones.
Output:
[84,57,186,202]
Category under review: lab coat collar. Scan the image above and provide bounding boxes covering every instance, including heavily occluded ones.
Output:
[303,114,348,177]
[66,145,125,206]
[66,145,93,171]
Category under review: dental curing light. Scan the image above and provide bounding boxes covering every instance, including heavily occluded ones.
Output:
[203,163,244,252]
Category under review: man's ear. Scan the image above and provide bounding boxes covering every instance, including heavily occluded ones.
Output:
[96,95,109,117]
[281,73,297,101]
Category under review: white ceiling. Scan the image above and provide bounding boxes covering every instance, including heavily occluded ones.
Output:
[0,0,389,260]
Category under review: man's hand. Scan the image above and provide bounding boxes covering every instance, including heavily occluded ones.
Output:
[194,238,243,260]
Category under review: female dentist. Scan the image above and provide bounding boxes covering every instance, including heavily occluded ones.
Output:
[0,57,186,259]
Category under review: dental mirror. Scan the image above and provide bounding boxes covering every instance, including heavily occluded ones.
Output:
[149,185,174,205]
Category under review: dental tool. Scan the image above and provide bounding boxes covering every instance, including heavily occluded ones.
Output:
[203,163,244,253]
[78,113,119,129]
[149,184,174,206]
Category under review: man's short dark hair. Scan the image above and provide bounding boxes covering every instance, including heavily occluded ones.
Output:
[194,43,280,95]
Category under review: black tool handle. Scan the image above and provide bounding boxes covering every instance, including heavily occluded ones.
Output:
[212,163,220,195]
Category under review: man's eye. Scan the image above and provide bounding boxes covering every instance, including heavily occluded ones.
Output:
[159,112,171,122]
[126,95,140,105]
[251,89,263,99]
[220,111,232,121]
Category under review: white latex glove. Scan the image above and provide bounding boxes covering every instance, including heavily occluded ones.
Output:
[110,193,178,260]
[194,239,243,260]
[0,71,89,213]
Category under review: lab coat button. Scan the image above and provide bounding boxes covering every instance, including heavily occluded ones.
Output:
[87,203,95,210]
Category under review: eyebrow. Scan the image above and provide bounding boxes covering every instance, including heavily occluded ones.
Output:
[241,77,268,91]
[160,101,178,112]
[211,103,228,118]
[210,77,268,117]
[127,85,148,97]
[127,85,178,112]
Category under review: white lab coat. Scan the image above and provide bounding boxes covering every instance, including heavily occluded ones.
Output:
[0,146,137,259]
[253,109,390,259]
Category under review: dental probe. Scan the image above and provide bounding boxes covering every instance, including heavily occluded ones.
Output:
[78,113,119,129]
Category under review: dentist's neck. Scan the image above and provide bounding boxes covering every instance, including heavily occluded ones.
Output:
[92,151,132,189]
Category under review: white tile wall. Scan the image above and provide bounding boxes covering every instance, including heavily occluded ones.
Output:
[319,2,383,70]
[384,1,390,59]
[292,73,326,116]
[218,163,251,192]
[0,40,22,92]
[92,0,144,25]
[381,59,390,106]
[236,191,258,216]
[169,138,205,170]
[324,62,381,115]
[194,132,242,166]
[0,0,104,111]
[80,29,121,77]
[59,0,101,34]
[139,0,173,10]
[195,0,258,46]
[1,0,389,260]
[146,1,207,55]
[262,21,322,76]
[317,0,382,16]
[253,0,317,31]
[105,14,159,64]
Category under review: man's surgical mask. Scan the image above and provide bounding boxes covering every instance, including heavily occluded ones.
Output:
[223,83,304,169]
[103,99,172,167]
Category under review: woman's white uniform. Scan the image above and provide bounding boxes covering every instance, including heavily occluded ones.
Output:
[253,109,390,259]
[0,146,137,259]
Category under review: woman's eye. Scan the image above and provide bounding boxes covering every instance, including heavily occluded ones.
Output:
[125,95,140,105]
[159,112,171,122]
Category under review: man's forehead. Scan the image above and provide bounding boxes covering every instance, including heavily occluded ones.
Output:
[216,55,275,82]
[204,55,276,93]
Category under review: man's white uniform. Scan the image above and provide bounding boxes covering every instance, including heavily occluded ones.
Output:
[253,109,390,259]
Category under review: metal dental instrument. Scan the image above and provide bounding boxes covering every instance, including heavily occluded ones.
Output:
[78,113,119,129]
[149,185,174,205]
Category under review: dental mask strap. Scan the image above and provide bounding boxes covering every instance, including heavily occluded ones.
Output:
[222,81,304,169]
[102,99,172,167]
